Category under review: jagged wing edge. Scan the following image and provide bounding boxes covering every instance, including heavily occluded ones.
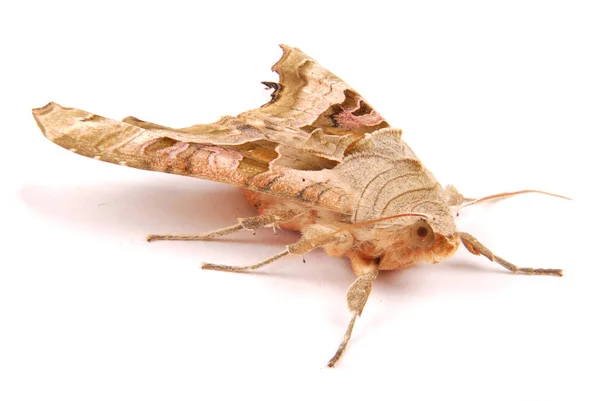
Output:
[32,102,355,215]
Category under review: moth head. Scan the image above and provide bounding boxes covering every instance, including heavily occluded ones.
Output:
[374,216,461,269]
[349,211,460,268]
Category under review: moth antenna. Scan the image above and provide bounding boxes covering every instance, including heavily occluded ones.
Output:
[459,189,571,211]
[345,212,433,230]
[305,212,431,247]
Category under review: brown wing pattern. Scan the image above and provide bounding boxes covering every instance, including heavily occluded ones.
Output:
[250,45,389,137]
[33,46,390,214]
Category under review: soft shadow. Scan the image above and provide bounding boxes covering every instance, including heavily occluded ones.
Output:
[269,253,353,282]
[357,259,508,337]
[440,258,508,275]
[375,259,506,299]
[21,181,511,335]
[20,181,352,287]
[20,182,259,239]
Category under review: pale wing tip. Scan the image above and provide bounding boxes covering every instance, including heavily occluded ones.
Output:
[32,102,74,144]
[122,115,143,124]
[273,44,291,72]
[278,43,297,52]
[32,102,58,117]
[32,102,59,138]
[273,44,307,73]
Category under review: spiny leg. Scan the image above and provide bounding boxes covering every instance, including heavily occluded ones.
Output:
[327,254,379,368]
[202,228,351,273]
[458,232,563,277]
[147,223,243,242]
[147,213,292,242]
[201,249,291,272]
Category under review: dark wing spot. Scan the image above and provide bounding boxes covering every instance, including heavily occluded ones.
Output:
[262,175,283,190]
[234,123,263,136]
[316,187,332,202]
[296,182,324,201]
[261,81,282,107]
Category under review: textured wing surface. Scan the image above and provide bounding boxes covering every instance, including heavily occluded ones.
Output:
[33,103,353,213]
[332,129,455,235]
[33,45,392,214]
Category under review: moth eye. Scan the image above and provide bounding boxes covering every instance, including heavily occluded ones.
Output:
[409,220,435,249]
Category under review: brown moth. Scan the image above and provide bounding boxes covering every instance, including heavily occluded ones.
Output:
[33,45,569,367]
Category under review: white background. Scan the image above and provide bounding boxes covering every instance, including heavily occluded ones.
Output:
[1,1,598,400]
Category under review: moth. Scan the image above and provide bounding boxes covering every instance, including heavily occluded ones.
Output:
[33,45,568,367]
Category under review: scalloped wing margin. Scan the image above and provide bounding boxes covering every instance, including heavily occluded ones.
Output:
[33,46,392,215]
[33,102,354,214]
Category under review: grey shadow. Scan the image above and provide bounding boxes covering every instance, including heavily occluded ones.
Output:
[19,181,349,286]
[20,182,259,240]
[20,181,510,334]
[355,259,508,337]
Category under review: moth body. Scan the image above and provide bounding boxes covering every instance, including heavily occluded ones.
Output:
[243,187,461,270]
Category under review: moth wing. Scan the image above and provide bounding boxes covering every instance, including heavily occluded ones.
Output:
[248,44,390,137]
[329,128,455,234]
[34,45,393,215]
[33,102,355,214]
[121,45,391,163]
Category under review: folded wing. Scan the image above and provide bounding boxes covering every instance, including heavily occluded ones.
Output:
[33,45,392,215]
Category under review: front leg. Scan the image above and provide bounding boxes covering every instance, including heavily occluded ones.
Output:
[327,253,379,367]
[459,232,563,277]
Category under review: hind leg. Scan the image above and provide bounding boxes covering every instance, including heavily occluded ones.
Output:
[147,212,296,242]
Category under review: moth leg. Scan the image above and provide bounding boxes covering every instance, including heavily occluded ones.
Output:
[202,228,353,273]
[147,224,243,242]
[201,249,292,272]
[327,253,379,368]
[146,213,293,242]
[458,232,563,277]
